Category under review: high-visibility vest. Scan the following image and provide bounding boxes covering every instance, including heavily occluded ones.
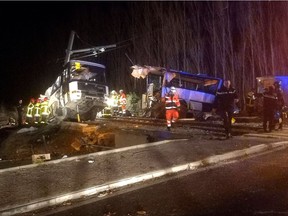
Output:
[26,102,34,118]
[165,93,180,110]
[41,100,49,116]
[119,93,127,106]
[34,102,41,117]
[111,95,118,107]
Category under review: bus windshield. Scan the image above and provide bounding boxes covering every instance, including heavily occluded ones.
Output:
[70,60,106,83]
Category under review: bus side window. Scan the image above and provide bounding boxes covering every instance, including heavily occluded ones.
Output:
[207,84,217,94]
[188,82,197,90]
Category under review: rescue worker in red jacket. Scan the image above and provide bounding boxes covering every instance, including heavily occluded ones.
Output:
[164,86,181,131]
[118,89,127,116]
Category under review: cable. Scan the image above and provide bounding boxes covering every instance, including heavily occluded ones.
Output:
[75,32,95,48]
[74,30,133,51]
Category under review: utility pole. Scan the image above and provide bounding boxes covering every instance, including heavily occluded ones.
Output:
[64,31,76,66]
[64,30,116,66]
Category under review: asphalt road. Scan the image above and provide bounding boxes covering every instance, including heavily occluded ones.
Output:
[26,145,288,216]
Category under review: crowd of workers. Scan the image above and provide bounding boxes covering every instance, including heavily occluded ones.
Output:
[17,96,50,127]
[15,80,285,139]
[162,79,286,139]
[161,80,239,138]
[244,81,285,132]
[104,89,127,117]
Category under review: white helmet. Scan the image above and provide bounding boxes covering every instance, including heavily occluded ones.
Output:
[170,86,176,93]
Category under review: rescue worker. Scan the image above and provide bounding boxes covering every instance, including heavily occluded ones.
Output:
[40,97,50,124]
[118,89,127,116]
[110,90,119,116]
[16,99,24,127]
[147,83,155,108]
[25,98,35,125]
[274,81,285,130]
[212,80,239,139]
[33,98,42,124]
[246,88,256,116]
[263,85,278,132]
[164,86,180,131]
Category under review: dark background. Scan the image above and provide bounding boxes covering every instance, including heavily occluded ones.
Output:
[1,1,288,108]
[0,2,128,106]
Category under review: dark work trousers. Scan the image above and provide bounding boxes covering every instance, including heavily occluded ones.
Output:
[273,109,284,129]
[263,111,274,131]
[17,112,23,127]
[279,110,284,129]
[220,110,233,135]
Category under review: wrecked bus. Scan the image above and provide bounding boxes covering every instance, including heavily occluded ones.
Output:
[43,31,115,121]
[45,60,109,121]
[131,65,223,119]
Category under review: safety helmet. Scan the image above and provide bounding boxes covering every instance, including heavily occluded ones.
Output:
[170,86,176,93]
[111,90,116,95]
[119,89,123,93]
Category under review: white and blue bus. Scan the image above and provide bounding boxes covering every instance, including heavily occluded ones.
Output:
[45,60,109,120]
[131,65,223,118]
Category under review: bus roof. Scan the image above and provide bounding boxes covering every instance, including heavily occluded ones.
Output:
[130,65,221,81]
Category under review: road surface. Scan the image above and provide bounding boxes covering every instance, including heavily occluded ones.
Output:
[26,144,288,216]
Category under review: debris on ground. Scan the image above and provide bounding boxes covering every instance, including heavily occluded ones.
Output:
[0,120,119,168]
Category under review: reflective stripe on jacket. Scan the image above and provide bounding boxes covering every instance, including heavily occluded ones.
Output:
[165,94,180,110]
[41,101,49,115]
[111,95,118,107]
[34,103,41,117]
[26,103,34,118]
[119,94,127,105]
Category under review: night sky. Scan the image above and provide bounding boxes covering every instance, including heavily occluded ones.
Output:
[2,2,288,108]
[0,2,121,106]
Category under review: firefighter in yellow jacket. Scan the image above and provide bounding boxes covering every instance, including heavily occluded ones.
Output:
[110,90,119,116]
[41,97,50,124]
[33,98,42,124]
[25,98,35,125]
